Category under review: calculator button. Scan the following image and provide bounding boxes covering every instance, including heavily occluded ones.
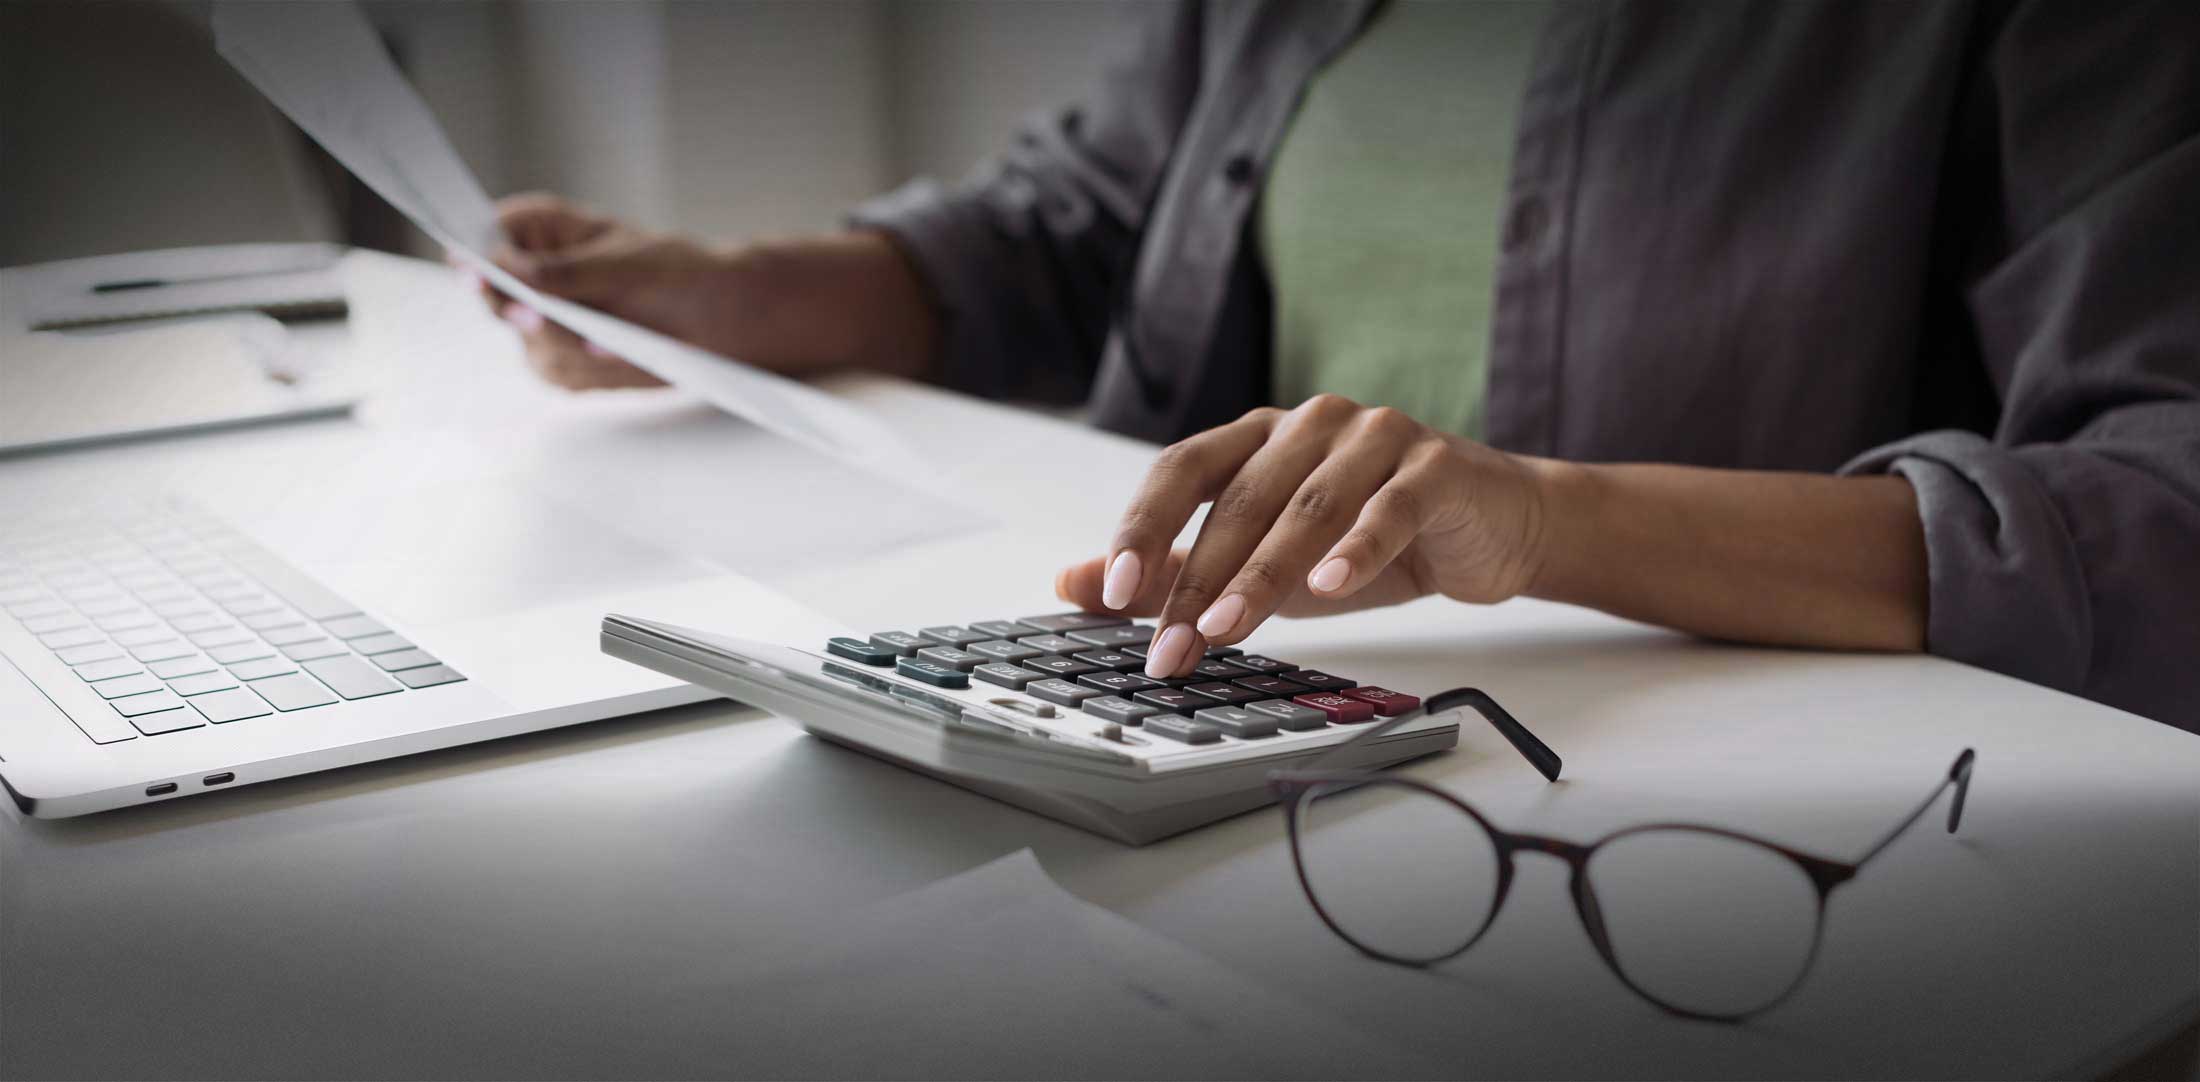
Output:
[1191,658,1253,680]
[1078,671,1165,695]
[826,637,901,665]
[1245,698,1329,731]
[868,631,928,657]
[1026,678,1103,707]
[1143,714,1222,744]
[1081,696,1164,725]
[1203,644,1245,659]
[1070,650,1139,671]
[1022,654,1102,678]
[1016,612,1131,634]
[1131,688,1204,715]
[915,646,985,671]
[971,619,1042,640]
[973,662,1043,690]
[895,657,969,688]
[1229,654,1294,674]
[919,625,988,647]
[1013,634,1087,656]
[1065,624,1151,649]
[967,639,1043,664]
[1185,681,1264,707]
[1193,706,1279,739]
[1340,686,1422,716]
[1293,692,1376,723]
[1234,675,1310,698]
[1281,669,1355,691]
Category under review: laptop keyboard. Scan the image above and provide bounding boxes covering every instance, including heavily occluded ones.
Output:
[824,612,1419,746]
[0,504,465,744]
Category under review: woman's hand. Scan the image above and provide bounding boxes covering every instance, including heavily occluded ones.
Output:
[1057,394,1560,678]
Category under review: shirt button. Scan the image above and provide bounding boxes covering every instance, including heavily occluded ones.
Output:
[1222,153,1258,186]
[1503,196,1548,251]
[1062,108,1084,136]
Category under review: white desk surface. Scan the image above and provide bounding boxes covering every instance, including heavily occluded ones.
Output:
[3,252,2195,1079]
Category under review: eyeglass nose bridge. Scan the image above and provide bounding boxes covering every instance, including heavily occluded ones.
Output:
[1501,831,1595,867]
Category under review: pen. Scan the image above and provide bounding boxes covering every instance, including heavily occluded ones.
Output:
[91,266,327,294]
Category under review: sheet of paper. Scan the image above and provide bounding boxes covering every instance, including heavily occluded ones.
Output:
[659,850,1445,1078]
[211,1,911,469]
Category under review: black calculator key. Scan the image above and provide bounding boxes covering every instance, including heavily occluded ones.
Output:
[826,637,900,666]
[1072,650,1141,671]
[1079,671,1165,695]
[1203,644,1245,659]
[967,639,1043,663]
[1065,624,1151,648]
[1185,681,1264,707]
[1023,654,1102,678]
[1132,688,1205,715]
[869,631,928,657]
[1281,669,1355,691]
[971,619,1041,640]
[896,657,969,688]
[1014,634,1087,656]
[1193,706,1279,739]
[1229,654,1293,674]
[1246,698,1329,731]
[1234,674,1310,698]
[1017,612,1132,634]
[973,662,1043,690]
[1082,696,1164,725]
[1192,658,1253,680]
[1143,713,1222,744]
[916,646,985,671]
[1026,678,1103,707]
[919,625,988,647]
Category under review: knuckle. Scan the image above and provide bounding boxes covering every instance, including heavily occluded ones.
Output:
[1360,406,1418,439]
[1374,483,1427,528]
[1282,483,1339,527]
[1234,555,1288,593]
[1150,441,1199,478]
[1297,392,1358,420]
[1211,480,1266,523]
[1170,569,1225,604]
[1114,505,1166,546]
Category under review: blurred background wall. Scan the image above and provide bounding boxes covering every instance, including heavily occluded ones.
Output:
[0,0,1154,265]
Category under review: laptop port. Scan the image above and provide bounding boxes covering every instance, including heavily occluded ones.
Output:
[201,772,235,786]
[145,782,178,797]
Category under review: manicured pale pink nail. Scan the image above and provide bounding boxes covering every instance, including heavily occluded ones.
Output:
[1144,623,1194,678]
[1101,550,1141,611]
[1196,594,1245,639]
[508,305,544,333]
[1310,557,1352,593]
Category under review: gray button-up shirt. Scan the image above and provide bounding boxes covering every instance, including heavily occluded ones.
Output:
[854,0,2200,729]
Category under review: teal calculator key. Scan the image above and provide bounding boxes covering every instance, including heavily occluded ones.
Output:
[869,631,928,656]
[896,657,969,688]
[827,637,899,666]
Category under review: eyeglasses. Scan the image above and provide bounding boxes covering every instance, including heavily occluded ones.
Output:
[1268,689,1976,1022]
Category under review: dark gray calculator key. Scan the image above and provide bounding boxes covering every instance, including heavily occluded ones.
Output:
[1072,650,1140,671]
[1235,674,1311,698]
[868,631,928,657]
[1016,612,1132,634]
[895,657,969,688]
[304,655,402,700]
[1193,706,1279,739]
[973,662,1043,690]
[1025,678,1103,707]
[1132,688,1205,715]
[970,619,1042,640]
[395,664,467,689]
[1246,698,1330,731]
[1081,696,1164,726]
[250,672,340,712]
[1143,713,1222,745]
[1192,658,1254,680]
[1186,681,1264,707]
[1078,671,1166,696]
[1021,654,1102,678]
[966,639,1043,664]
[1282,669,1355,691]
[1013,634,1087,656]
[827,637,901,665]
[919,625,988,647]
[1203,644,1245,659]
[915,646,985,671]
[1229,654,1294,674]
[1064,624,1152,649]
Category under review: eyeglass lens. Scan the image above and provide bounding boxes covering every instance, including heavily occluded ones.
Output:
[1294,781,1503,962]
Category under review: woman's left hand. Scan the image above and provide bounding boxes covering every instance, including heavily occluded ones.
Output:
[1056,394,1563,678]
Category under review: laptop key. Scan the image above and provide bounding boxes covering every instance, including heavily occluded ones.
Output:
[91,673,164,699]
[37,627,103,650]
[262,624,325,646]
[169,670,241,697]
[241,610,304,632]
[55,641,122,665]
[280,638,349,662]
[1143,713,1222,745]
[131,706,206,735]
[319,614,389,640]
[111,626,170,647]
[1081,696,1164,726]
[1025,678,1102,707]
[190,687,272,723]
[73,657,143,682]
[348,632,415,656]
[972,662,1043,690]
[867,631,928,657]
[225,547,361,621]
[1245,698,1330,731]
[185,626,253,648]
[250,672,340,711]
[304,656,402,700]
[128,639,195,663]
[110,688,187,717]
[21,611,87,634]
[826,637,901,665]
[168,611,228,633]
[208,641,274,665]
[394,664,466,689]
[368,648,439,672]
[1193,706,1279,739]
[229,656,299,681]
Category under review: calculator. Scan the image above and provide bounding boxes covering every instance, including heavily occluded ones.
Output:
[600,610,1471,844]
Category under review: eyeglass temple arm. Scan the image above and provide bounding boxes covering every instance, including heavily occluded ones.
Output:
[1854,747,1975,867]
[1305,687,1562,781]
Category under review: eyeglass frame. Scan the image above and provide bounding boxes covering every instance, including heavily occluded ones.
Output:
[1267,688,1976,1023]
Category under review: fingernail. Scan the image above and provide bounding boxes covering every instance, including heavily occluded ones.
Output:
[1311,557,1352,593]
[1101,550,1141,611]
[1054,567,1073,602]
[584,340,614,359]
[1195,594,1245,639]
[508,305,543,333]
[1144,623,1194,679]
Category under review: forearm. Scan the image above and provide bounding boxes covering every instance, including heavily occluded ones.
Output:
[717,230,942,382]
[1527,461,1929,651]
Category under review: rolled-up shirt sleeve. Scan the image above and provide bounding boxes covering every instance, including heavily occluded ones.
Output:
[1842,2,2200,727]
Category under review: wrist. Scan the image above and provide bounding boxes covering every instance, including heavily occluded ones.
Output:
[1517,455,1603,605]
[716,231,939,381]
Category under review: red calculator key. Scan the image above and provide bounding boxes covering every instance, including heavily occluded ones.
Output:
[1292,692,1375,723]
[1339,686,1420,716]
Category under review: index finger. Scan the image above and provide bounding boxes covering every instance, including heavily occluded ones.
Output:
[1099,408,1281,612]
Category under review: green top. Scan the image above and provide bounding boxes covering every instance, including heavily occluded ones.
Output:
[1259,0,1547,440]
